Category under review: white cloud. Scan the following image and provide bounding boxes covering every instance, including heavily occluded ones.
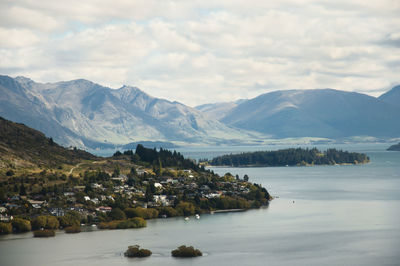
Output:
[0,0,399,106]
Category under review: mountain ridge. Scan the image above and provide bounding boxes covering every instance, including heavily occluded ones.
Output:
[0,75,263,149]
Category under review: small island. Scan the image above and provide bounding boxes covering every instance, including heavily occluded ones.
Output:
[124,245,152,258]
[387,143,400,151]
[207,148,370,167]
[171,245,202,257]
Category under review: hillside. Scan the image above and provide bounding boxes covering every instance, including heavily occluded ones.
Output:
[0,75,263,149]
[195,99,246,120]
[379,85,400,108]
[0,116,96,170]
[219,89,400,138]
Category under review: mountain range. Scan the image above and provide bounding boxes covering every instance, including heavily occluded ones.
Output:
[0,75,262,149]
[197,88,400,139]
[1,75,399,149]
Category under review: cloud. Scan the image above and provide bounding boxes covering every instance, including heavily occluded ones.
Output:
[0,0,399,106]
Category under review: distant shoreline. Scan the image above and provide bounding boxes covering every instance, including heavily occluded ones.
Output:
[208,162,369,168]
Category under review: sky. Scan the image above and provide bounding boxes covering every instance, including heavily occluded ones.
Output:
[1,0,399,106]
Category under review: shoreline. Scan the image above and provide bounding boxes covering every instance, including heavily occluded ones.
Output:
[208,161,370,168]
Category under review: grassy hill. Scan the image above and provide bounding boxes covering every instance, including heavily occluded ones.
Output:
[0,116,96,171]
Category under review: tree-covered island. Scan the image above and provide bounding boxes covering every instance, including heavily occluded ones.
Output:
[207,148,370,167]
[0,117,271,235]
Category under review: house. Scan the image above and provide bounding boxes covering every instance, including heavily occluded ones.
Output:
[91,183,102,189]
[91,198,100,204]
[136,169,148,176]
[84,196,91,201]
[28,199,46,209]
[112,174,127,182]
[49,208,65,217]
[97,206,112,213]
[74,186,85,192]
[0,214,12,222]
[154,182,163,189]
[0,206,7,213]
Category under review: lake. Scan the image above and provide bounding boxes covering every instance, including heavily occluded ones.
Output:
[1,144,400,266]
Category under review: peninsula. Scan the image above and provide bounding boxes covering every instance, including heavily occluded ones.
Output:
[0,117,271,235]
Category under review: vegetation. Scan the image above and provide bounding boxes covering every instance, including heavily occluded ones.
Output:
[0,116,96,170]
[31,215,59,230]
[0,117,272,237]
[64,225,81,233]
[124,207,158,219]
[97,217,146,230]
[387,143,400,151]
[124,245,152,258]
[11,218,31,233]
[209,148,370,167]
[33,229,55,237]
[171,245,202,257]
[0,222,12,234]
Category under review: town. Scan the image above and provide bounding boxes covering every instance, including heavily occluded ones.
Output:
[0,145,270,234]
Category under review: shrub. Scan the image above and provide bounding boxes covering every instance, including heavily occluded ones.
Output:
[58,212,80,228]
[158,207,178,217]
[0,222,12,234]
[33,229,55,237]
[65,225,81,233]
[124,245,152,258]
[109,208,126,220]
[98,217,146,230]
[175,202,195,216]
[45,216,59,229]
[124,207,158,219]
[171,245,202,257]
[31,216,47,230]
[12,218,31,233]
[32,216,59,230]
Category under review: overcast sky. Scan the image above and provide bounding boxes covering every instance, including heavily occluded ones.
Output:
[1,0,399,106]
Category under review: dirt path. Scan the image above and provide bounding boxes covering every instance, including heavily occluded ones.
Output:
[68,162,84,175]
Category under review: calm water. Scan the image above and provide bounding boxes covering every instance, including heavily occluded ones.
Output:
[1,144,400,266]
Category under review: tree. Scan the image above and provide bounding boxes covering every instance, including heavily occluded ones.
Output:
[243,174,249,182]
[19,183,27,196]
[145,184,153,202]
[109,208,126,220]
[12,218,31,232]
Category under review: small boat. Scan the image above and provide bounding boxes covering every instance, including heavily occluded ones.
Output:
[91,224,97,227]
[195,214,200,219]
[184,217,189,221]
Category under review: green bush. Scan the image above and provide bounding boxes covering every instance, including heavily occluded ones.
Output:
[33,229,55,237]
[12,218,31,233]
[124,245,152,258]
[158,207,178,217]
[0,222,12,234]
[98,217,146,230]
[171,245,202,257]
[109,208,126,220]
[58,212,80,228]
[65,225,81,233]
[32,216,59,230]
[46,216,59,229]
[31,216,47,230]
[124,207,158,219]
[175,202,195,216]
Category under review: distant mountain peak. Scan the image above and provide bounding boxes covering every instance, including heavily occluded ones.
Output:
[378,84,400,108]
